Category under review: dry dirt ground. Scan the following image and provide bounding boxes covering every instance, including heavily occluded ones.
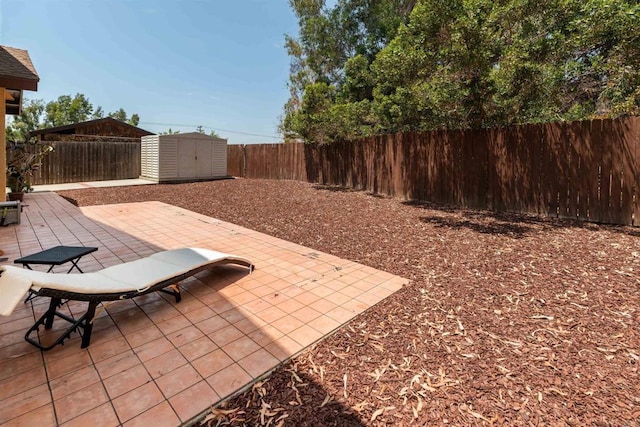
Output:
[59,178,640,426]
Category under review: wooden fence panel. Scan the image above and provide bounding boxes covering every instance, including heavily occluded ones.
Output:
[31,140,141,184]
[632,118,640,225]
[228,144,244,177]
[460,129,488,209]
[610,117,637,225]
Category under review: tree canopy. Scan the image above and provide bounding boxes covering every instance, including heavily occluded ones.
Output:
[282,0,640,143]
[5,93,141,141]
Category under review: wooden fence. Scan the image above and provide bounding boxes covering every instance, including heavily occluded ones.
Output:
[20,117,640,226]
[32,141,141,184]
[230,117,640,226]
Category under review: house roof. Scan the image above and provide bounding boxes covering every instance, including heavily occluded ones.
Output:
[0,45,39,91]
[30,117,154,137]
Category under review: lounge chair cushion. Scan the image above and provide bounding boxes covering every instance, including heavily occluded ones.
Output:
[0,247,252,316]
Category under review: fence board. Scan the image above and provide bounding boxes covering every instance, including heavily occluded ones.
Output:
[29,140,141,184]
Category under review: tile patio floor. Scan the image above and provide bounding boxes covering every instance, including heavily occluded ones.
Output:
[0,192,407,426]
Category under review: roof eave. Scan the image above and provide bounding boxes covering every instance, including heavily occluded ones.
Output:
[0,75,38,91]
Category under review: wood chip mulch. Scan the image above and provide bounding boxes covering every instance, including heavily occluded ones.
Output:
[58,178,640,426]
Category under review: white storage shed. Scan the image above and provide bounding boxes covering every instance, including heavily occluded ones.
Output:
[140,132,228,183]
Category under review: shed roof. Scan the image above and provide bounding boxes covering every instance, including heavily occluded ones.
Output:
[0,45,39,91]
[162,132,227,142]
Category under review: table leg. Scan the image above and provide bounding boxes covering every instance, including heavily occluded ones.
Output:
[66,257,84,273]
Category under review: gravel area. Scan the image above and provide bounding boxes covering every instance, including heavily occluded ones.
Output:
[59,178,640,426]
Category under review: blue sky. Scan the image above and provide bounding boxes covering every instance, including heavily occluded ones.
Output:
[0,0,299,144]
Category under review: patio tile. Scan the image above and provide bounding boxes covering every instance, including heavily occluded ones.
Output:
[291,306,323,323]
[288,324,325,347]
[169,380,220,423]
[192,348,234,378]
[2,403,56,427]
[254,306,287,324]
[54,382,109,424]
[0,364,46,401]
[341,298,369,314]
[238,348,280,379]
[0,195,409,427]
[133,337,175,362]
[112,381,165,423]
[60,402,120,427]
[155,363,203,398]
[291,291,321,306]
[232,316,264,335]
[95,350,140,379]
[125,325,164,348]
[88,335,131,363]
[206,363,252,400]
[103,363,152,399]
[49,365,102,401]
[271,315,305,335]
[275,297,305,313]
[265,335,303,362]
[325,305,359,323]
[219,308,249,324]
[183,306,216,323]
[144,348,188,379]
[154,313,192,335]
[110,308,155,335]
[247,325,283,347]
[45,350,93,380]
[166,325,205,347]
[221,335,261,360]
[178,336,219,361]
[196,314,231,335]
[0,383,51,425]
[208,324,244,348]
[123,402,181,427]
[308,315,343,335]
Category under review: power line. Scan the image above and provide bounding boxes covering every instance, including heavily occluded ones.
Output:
[138,121,281,139]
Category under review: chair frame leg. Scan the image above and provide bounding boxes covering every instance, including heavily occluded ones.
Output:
[25,299,98,351]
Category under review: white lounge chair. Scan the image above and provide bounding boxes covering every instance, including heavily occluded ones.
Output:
[0,247,254,350]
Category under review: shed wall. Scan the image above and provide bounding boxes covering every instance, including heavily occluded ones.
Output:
[141,133,227,182]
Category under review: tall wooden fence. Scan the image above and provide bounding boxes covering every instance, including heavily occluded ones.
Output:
[32,141,141,184]
[230,117,640,226]
[20,117,640,226]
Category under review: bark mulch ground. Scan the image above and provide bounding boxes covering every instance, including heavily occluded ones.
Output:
[59,178,640,426]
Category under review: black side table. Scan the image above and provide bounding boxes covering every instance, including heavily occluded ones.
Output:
[14,246,98,273]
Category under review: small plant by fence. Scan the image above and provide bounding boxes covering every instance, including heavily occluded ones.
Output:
[231,117,640,226]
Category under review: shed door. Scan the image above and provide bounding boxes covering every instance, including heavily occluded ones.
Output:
[177,138,213,178]
[178,139,196,178]
[195,139,213,178]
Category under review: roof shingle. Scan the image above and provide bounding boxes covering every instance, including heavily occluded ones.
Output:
[0,45,39,91]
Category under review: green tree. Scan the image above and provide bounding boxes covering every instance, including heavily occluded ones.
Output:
[44,93,93,127]
[283,0,416,142]
[92,106,105,119]
[195,125,221,137]
[283,0,640,143]
[5,99,45,142]
[108,108,140,126]
[160,128,180,135]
